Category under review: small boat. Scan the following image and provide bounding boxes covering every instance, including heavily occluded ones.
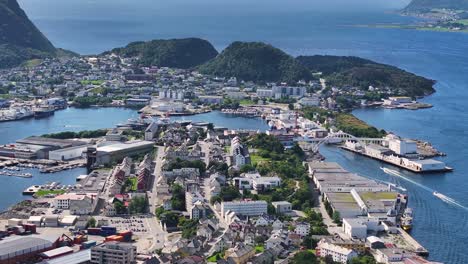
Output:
[401,208,413,231]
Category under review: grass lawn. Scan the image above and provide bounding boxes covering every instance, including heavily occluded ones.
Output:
[360,191,397,201]
[224,146,231,153]
[128,177,138,191]
[35,189,66,197]
[81,80,104,86]
[255,245,265,253]
[457,19,468,25]
[239,99,255,106]
[207,252,223,262]
[250,154,271,165]
[22,59,42,68]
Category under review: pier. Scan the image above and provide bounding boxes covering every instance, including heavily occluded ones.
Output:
[398,228,429,256]
[341,146,453,174]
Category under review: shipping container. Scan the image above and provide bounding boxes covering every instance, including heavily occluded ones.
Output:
[100,229,116,236]
[22,224,37,233]
[105,235,124,242]
[118,231,132,242]
[87,228,101,235]
[81,240,97,249]
[101,226,117,231]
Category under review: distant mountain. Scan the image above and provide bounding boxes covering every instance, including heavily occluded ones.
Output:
[404,0,468,12]
[198,42,313,84]
[0,0,74,68]
[297,55,435,97]
[108,38,218,69]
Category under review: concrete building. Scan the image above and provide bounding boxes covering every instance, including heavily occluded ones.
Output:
[271,201,292,214]
[233,172,281,192]
[295,222,311,237]
[198,95,223,104]
[90,140,154,165]
[48,145,90,161]
[90,242,136,264]
[342,218,368,239]
[221,200,268,217]
[317,239,359,264]
[0,235,59,264]
[388,138,417,155]
[144,122,159,141]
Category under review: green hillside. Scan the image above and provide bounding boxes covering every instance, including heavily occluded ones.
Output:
[198,41,313,84]
[405,0,468,12]
[0,0,73,68]
[108,38,218,69]
[297,55,435,97]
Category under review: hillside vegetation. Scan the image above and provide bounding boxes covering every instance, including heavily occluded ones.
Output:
[108,38,218,69]
[405,0,468,12]
[0,0,77,68]
[198,42,313,84]
[297,55,435,97]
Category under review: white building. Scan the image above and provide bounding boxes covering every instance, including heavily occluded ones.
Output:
[49,145,90,161]
[90,242,136,264]
[186,191,204,213]
[234,172,281,191]
[388,138,417,155]
[221,200,268,217]
[53,193,96,215]
[342,218,368,239]
[271,201,292,214]
[294,222,311,236]
[317,240,359,263]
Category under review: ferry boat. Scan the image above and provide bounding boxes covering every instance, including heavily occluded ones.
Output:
[34,106,55,118]
[401,208,413,231]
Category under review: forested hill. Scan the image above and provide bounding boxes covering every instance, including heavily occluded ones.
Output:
[107,38,218,69]
[198,41,313,84]
[0,0,74,68]
[0,0,54,51]
[404,0,468,12]
[296,55,435,97]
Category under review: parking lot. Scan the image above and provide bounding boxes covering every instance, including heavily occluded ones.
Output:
[97,216,150,234]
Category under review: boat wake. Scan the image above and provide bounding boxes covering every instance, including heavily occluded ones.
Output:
[381,167,468,211]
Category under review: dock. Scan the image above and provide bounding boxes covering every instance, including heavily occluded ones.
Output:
[39,160,86,173]
[398,228,429,256]
[341,146,453,174]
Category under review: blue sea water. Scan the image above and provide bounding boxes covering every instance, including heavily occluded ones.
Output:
[8,1,468,262]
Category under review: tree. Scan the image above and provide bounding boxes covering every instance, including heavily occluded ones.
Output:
[114,201,127,215]
[129,196,148,214]
[87,217,96,228]
[288,103,294,110]
[324,255,335,264]
[291,251,318,264]
[332,211,341,224]
[171,184,186,211]
[350,255,377,264]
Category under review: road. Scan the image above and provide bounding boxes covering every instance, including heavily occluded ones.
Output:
[317,195,342,235]
[149,147,166,214]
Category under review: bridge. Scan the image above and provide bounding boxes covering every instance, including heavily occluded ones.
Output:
[294,132,386,152]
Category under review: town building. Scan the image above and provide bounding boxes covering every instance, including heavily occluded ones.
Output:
[271,201,292,214]
[53,193,97,215]
[221,200,268,218]
[316,239,359,264]
[90,242,136,264]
